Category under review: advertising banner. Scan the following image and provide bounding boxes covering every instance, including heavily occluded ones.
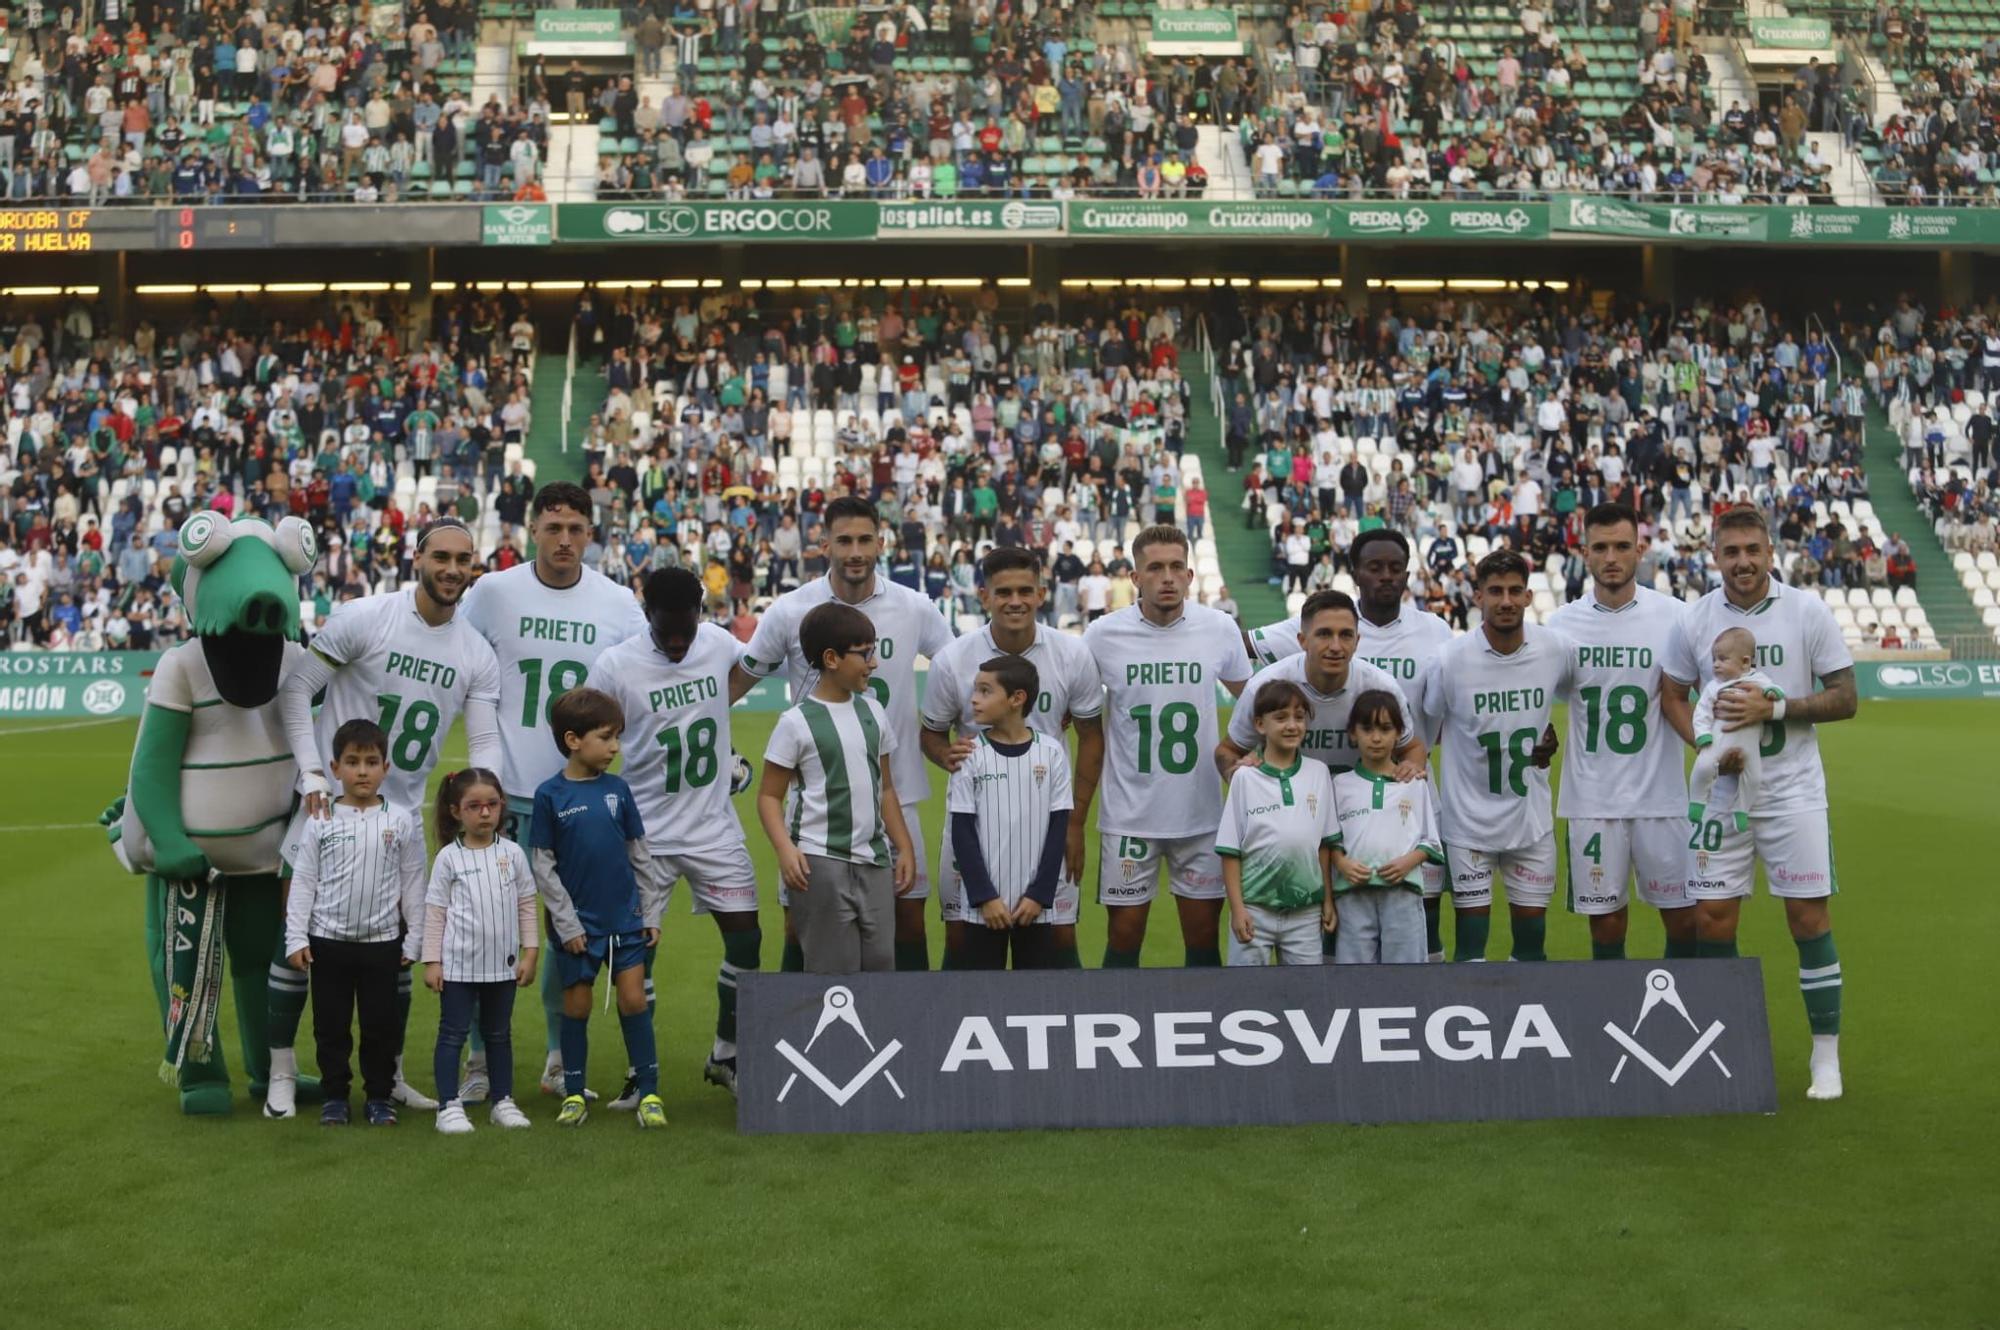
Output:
[558,201,880,242]
[738,960,1777,1134]
[1773,206,1995,245]
[0,652,159,719]
[481,203,553,246]
[1557,196,1769,241]
[1147,8,1243,54]
[532,9,621,39]
[877,200,1064,236]
[1065,200,1327,238]
[1857,659,2000,699]
[1330,200,1548,240]
[1750,16,1831,46]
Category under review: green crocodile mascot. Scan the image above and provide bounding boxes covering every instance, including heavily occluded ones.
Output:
[107,511,319,1115]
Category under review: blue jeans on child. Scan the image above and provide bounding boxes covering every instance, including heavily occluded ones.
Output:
[435,979,517,1104]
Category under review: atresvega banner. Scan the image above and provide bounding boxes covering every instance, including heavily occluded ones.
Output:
[737,960,1777,1134]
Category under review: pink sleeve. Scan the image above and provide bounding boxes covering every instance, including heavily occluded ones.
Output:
[518,890,540,951]
[421,904,447,965]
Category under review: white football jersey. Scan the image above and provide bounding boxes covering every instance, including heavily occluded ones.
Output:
[1225,653,1415,774]
[426,837,537,983]
[1085,603,1251,837]
[1546,586,1689,819]
[922,621,1103,741]
[457,563,648,802]
[1416,625,1574,852]
[1246,614,1303,669]
[309,588,503,808]
[945,731,1074,911]
[1214,756,1339,911]
[594,623,746,856]
[1663,577,1852,814]
[741,575,955,803]
[1330,767,1443,890]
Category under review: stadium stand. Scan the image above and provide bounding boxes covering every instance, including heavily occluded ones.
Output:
[0,289,539,646]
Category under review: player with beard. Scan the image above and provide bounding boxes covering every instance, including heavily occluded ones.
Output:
[271,519,503,1115]
[731,496,955,971]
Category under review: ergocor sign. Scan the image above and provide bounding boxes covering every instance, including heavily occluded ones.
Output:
[562,202,878,242]
[737,960,1776,1134]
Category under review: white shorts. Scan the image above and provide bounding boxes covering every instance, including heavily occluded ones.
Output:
[1097,832,1226,905]
[653,844,758,915]
[1566,818,1694,916]
[779,800,929,907]
[937,829,1080,925]
[1688,808,1837,901]
[1227,902,1323,966]
[1419,861,1445,900]
[1444,837,1559,909]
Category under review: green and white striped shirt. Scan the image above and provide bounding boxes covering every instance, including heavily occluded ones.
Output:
[767,694,899,866]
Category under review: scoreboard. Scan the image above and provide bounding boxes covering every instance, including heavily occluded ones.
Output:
[0,207,277,253]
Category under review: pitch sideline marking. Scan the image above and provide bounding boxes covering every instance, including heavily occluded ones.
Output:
[0,718,127,738]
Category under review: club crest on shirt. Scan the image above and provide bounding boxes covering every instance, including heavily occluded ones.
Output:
[605,793,621,819]
[1033,763,1047,787]
[1306,793,1319,816]
[499,854,515,882]
[1397,796,1412,823]
[383,826,397,849]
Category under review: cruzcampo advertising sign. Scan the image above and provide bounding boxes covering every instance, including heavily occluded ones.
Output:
[877,200,1063,236]
[1065,200,1326,238]
[1750,16,1831,47]
[559,201,880,242]
[533,9,622,40]
[1148,7,1241,52]
[0,651,159,718]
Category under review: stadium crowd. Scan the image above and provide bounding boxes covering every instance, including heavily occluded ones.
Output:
[0,289,539,646]
[1,0,538,203]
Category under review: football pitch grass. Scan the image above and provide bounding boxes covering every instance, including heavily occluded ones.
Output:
[1,703,1994,1330]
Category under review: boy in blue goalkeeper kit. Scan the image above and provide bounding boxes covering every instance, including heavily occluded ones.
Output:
[530,686,669,1129]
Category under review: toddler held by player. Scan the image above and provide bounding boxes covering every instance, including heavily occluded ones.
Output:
[426,769,537,1134]
[1217,681,1338,966]
[1688,627,1784,833]
[1329,690,1443,964]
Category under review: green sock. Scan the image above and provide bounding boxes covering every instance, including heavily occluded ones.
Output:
[1591,939,1626,961]
[780,939,806,973]
[1424,897,1444,956]
[1509,914,1547,963]
[1102,945,1142,968]
[1183,945,1221,967]
[1051,943,1081,969]
[1453,912,1490,962]
[1665,936,1698,959]
[718,928,761,1050]
[1695,938,1739,959]
[1795,931,1842,1035]
[894,941,930,972]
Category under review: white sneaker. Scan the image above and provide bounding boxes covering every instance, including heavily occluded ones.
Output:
[435,1101,475,1135]
[608,1070,641,1111]
[459,1056,490,1106]
[391,1056,439,1110]
[1807,1035,1843,1101]
[264,1047,299,1119]
[489,1097,531,1129]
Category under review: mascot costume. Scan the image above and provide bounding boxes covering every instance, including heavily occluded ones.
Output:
[106,511,319,1115]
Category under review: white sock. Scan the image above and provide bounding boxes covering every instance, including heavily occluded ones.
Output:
[393,1055,408,1083]
[712,1037,737,1061]
[1811,1033,1840,1066]
[543,1051,563,1074]
[269,1047,298,1078]
[466,1051,486,1073]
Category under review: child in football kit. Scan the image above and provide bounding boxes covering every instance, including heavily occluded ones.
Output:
[947,657,1074,971]
[758,602,917,975]
[1688,626,1784,833]
[530,688,668,1130]
[1217,680,1339,967]
[426,769,537,1134]
[282,720,428,1127]
[1329,690,1444,964]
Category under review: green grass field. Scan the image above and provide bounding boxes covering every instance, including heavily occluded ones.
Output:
[2,704,1995,1330]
